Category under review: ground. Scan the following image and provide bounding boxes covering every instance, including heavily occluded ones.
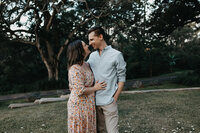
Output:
[0,88,200,133]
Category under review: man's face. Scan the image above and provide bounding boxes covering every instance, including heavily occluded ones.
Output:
[88,31,101,50]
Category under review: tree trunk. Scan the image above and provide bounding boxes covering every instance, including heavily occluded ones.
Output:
[46,61,59,80]
[149,62,152,77]
[36,41,60,81]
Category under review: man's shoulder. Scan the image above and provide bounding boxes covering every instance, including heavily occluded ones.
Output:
[109,47,121,55]
[91,50,98,55]
[89,51,98,58]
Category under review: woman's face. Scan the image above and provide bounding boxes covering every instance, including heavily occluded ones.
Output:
[82,41,91,58]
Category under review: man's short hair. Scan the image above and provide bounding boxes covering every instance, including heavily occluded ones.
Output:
[88,26,106,39]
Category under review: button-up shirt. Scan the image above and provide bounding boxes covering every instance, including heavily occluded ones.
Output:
[87,45,126,105]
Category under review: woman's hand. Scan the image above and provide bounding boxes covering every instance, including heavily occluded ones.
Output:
[94,81,107,91]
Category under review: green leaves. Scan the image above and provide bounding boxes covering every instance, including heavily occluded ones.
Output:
[149,0,200,36]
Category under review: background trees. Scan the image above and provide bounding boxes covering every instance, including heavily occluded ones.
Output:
[0,0,118,80]
[0,0,200,94]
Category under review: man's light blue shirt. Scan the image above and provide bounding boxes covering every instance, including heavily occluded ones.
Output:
[87,45,126,106]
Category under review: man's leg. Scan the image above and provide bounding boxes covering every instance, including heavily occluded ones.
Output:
[102,100,119,133]
[96,106,107,133]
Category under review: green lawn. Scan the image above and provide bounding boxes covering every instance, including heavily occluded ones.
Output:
[0,90,200,133]
[126,82,188,91]
[138,82,188,90]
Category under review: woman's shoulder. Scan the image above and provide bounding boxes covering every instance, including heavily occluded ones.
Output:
[69,64,82,72]
[69,62,90,72]
[83,62,90,67]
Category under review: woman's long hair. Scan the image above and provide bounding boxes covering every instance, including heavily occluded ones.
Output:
[67,40,85,69]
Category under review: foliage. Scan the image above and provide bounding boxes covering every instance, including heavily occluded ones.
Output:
[175,37,200,71]
[168,53,178,72]
[0,0,120,80]
[0,41,45,94]
[148,0,200,36]
[0,40,68,95]
[175,70,200,86]
[0,0,200,94]
[37,79,68,91]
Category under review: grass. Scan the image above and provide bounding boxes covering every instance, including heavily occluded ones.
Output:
[159,70,193,77]
[118,90,200,133]
[0,89,200,133]
[126,82,188,91]
[126,70,192,82]
[0,101,68,133]
[139,82,188,90]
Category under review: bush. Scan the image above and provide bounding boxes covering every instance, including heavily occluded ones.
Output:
[37,79,68,90]
[0,79,68,95]
[175,70,200,86]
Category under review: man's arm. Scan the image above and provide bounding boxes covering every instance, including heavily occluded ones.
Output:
[114,82,124,102]
[114,53,126,101]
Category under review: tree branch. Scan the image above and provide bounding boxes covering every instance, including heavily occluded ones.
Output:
[8,0,31,24]
[57,0,116,60]
[57,15,94,60]
[13,39,35,46]
[83,0,110,19]
[46,0,67,31]
[12,29,34,34]
[46,9,56,31]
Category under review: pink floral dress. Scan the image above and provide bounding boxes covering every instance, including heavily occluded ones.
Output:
[67,62,96,133]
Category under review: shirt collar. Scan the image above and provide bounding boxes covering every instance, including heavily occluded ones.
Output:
[103,45,111,51]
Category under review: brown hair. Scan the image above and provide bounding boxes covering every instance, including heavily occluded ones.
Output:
[67,40,85,69]
[88,26,106,39]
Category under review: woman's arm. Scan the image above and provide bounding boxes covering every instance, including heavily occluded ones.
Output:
[83,81,106,95]
[69,65,106,96]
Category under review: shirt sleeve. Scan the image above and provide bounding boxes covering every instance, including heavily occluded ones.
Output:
[87,53,93,66]
[116,53,126,82]
[68,66,85,96]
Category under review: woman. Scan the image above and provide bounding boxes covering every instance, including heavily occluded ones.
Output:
[67,40,106,133]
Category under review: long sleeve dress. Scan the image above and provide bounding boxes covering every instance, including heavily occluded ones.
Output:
[67,63,96,133]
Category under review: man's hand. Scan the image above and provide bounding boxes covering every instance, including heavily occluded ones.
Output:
[113,82,124,102]
[113,95,119,102]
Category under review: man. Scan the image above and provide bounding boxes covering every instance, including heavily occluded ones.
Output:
[87,26,126,133]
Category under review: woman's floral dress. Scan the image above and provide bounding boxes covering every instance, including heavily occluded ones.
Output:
[67,62,96,133]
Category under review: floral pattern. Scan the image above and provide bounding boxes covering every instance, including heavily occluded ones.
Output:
[67,63,96,133]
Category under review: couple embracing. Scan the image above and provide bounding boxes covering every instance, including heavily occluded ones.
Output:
[67,26,126,133]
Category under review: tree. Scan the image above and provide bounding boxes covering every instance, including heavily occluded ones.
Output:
[0,0,116,80]
[170,23,200,70]
[148,0,200,36]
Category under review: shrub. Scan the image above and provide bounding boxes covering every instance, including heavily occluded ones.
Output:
[37,79,68,90]
[175,70,200,86]
[0,79,68,95]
